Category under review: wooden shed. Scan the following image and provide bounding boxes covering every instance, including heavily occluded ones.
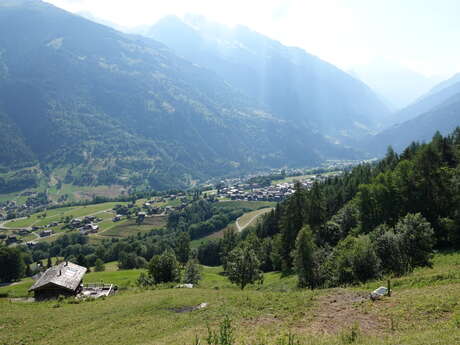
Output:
[29,261,87,300]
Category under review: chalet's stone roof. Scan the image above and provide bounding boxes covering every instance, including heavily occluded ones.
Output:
[29,262,87,292]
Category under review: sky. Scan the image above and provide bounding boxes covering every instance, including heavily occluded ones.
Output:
[43,0,460,78]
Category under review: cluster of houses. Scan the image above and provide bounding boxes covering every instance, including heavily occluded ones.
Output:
[68,216,100,235]
[0,200,22,220]
[141,199,190,215]
[217,178,324,202]
[218,183,295,202]
[215,171,346,202]
[0,193,51,220]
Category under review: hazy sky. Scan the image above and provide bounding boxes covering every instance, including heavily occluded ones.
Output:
[43,0,460,78]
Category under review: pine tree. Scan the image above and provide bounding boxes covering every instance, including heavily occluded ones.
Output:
[279,182,306,273]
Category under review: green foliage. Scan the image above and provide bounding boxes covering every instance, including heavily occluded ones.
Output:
[226,244,263,290]
[252,129,460,288]
[197,240,222,266]
[220,228,239,272]
[175,231,191,265]
[0,246,25,282]
[183,259,202,285]
[205,316,235,345]
[94,258,105,272]
[293,226,315,288]
[146,249,180,285]
[169,199,245,240]
[395,213,435,269]
[329,235,380,285]
[118,252,147,270]
[279,182,307,273]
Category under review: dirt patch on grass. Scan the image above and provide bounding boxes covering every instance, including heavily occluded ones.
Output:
[74,185,127,201]
[307,289,387,335]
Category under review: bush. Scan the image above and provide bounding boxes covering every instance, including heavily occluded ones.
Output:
[226,245,262,290]
[395,213,435,269]
[0,246,25,283]
[146,249,180,285]
[94,258,105,272]
[330,235,380,284]
[183,259,202,285]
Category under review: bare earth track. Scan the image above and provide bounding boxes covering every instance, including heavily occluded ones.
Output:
[307,289,387,335]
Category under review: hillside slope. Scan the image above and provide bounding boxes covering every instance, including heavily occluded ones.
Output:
[366,93,460,154]
[389,73,460,125]
[147,15,390,143]
[0,0,354,191]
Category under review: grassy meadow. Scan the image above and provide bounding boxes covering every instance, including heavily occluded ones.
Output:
[1,251,460,345]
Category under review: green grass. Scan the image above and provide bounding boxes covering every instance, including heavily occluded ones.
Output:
[2,252,460,345]
[214,200,276,211]
[98,216,167,238]
[236,207,273,230]
[190,206,274,248]
[3,202,126,229]
[270,174,314,185]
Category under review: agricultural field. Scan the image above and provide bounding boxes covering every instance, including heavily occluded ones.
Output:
[98,216,167,238]
[1,251,460,345]
[214,200,276,211]
[0,194,189,244]
[2,202,125,229]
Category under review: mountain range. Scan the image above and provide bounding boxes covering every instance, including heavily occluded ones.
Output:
[365,73,460,154]
[349,59,442,111]
[0,1,393,192]
[147,15,391,142]
[0,1,458,194]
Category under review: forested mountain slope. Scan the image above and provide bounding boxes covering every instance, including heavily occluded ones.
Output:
[389,73,460,125]
[147,15,390,142]
[0,0,354,192]
[237,128,460,287]
[365,93,460,155]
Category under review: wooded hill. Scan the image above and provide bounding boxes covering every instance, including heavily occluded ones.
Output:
[223,128,460,287]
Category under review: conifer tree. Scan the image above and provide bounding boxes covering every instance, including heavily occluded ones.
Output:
[293,225,316,288]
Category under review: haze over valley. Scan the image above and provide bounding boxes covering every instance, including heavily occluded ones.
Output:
[1,2,460,345]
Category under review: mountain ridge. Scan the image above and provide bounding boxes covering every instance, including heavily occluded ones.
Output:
[147,15,391,142]
[0,0,359,192]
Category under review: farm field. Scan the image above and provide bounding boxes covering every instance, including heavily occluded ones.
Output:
[214,200,276,211]
[2,251,460,345]
[2,202,126,229]
[98,216,167,238]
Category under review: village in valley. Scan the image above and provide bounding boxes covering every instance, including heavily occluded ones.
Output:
[0,159,367,249]
[0,159,365,306]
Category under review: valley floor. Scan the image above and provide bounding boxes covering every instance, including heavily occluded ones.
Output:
[1,252,460,344]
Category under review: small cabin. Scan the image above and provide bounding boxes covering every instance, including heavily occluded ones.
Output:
[29,262,87,300]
